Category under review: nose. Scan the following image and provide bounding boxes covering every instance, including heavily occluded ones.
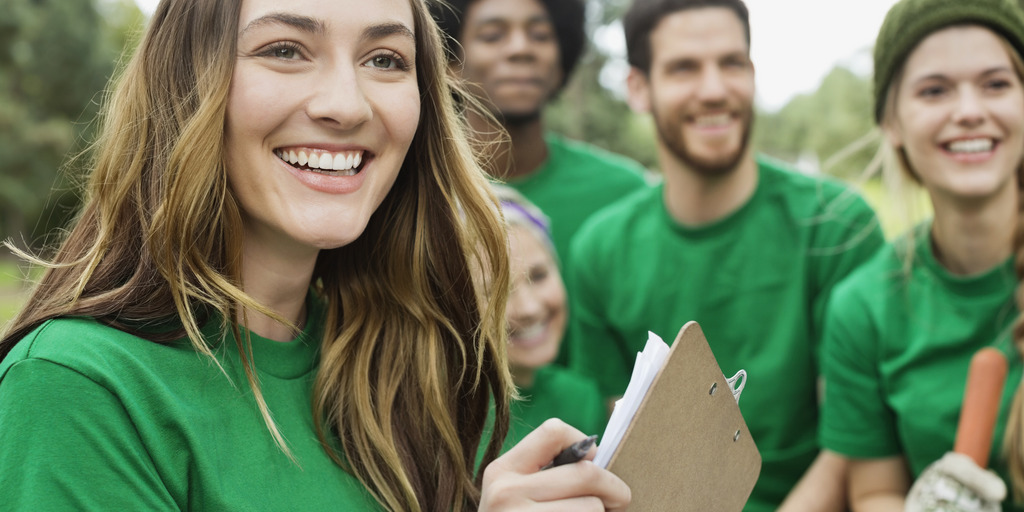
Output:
[507,283,543,323]
[506,29,536,61]
[952,85,985,127]
[305,63,373,129]
[696,65,728,104]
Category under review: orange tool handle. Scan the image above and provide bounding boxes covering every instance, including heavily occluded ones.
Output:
[954,348,1009,469]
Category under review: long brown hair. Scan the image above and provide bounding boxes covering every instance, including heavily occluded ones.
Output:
[0,0,513,510]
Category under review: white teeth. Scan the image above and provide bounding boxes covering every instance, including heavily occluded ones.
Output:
[512,322,545,341]
[947,138,993,153]
[696,113,731,127]
[276,148,366,173]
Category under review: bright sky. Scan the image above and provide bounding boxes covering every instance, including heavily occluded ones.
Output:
[132,0,899,111]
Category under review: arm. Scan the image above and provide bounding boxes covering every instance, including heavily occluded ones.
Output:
[777,450,850,512]
[849,456,911,512]
[479,419,631,511]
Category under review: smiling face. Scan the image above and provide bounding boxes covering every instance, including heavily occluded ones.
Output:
[886,25,1024,204]
[224,0,420,261]
[627,7,755,176]
[505,224,566,372]
[457,0,561,123]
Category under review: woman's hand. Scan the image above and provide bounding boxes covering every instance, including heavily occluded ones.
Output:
[479,419,631,511]
[905,452,1005,512]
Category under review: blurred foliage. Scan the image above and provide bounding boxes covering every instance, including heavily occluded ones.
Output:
[754,66,877,180]
[0,0,144,252]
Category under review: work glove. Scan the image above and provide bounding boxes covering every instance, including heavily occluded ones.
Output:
[905,452,1006,512]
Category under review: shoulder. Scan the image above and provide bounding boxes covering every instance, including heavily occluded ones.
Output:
[1,317,186,387]
[758,155,865,206]
[546,133,648,179]
[571,185,661,254]
[831,243,903,307]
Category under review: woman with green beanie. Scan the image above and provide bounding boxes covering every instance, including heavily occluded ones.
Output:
[819,0,1024,509]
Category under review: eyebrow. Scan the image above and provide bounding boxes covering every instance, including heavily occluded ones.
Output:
[912,66,1014,84]
[473,14,551,28]
[362,22,415,43]
[240,13,327,38]
[240,14,414,45]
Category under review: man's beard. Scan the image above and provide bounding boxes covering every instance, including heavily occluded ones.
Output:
[653,107,754,176]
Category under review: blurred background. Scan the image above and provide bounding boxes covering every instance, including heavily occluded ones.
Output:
[0,0,922,327]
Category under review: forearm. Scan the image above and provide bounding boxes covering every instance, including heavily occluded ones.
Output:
[851,494,904,512]
[848,456,911,512]
[777,450,849,512]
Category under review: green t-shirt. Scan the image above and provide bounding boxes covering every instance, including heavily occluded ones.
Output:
[820,226,1022,511]
[0,305,384,511]
[477,365,606,467]
[566,157,884,512]
[508,133,649,267]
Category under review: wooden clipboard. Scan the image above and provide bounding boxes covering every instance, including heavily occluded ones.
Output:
[605,321,762,511]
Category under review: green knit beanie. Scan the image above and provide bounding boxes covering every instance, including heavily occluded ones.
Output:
[873,0,1024,123]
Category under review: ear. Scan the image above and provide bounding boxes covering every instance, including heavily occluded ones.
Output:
[881,119,903,149]
[626,67,652,114]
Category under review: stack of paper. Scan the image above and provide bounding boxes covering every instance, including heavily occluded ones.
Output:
[594,332,670,468]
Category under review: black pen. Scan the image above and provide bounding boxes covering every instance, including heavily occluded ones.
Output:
[542,434,599,470]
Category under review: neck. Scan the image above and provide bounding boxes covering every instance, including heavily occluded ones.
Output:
[661,148,759,226]
[511,364,537,389]
[238,229,317,342]
[929,185,1018,276]
[468,111,549,180]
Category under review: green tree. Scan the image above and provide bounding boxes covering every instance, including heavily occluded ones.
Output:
[0,0,144,250]
[755,65,876,179]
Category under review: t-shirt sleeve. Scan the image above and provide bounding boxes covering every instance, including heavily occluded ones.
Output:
[0,358,178,510]
[565,231,633,401]
[819,283,901,458]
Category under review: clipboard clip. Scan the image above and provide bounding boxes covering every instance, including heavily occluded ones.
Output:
[726,369,746,403]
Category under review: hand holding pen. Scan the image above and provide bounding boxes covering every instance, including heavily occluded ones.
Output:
[478,419,630,511]
[541,434,599,470]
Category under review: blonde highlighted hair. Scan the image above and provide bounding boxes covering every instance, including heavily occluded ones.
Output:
[1,0,513,510]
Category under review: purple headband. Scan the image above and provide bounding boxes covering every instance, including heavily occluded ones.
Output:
[500,200,551,238]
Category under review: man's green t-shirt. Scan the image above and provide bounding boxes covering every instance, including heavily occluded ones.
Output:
[567,158,884,512]
[0,304,384,510]
[821,226,1022,511]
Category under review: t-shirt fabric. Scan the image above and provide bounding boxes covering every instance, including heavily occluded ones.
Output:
[567,157,884,512]
[477,365,605,468]
[820,225,1023,511]
[0,303,384,511]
